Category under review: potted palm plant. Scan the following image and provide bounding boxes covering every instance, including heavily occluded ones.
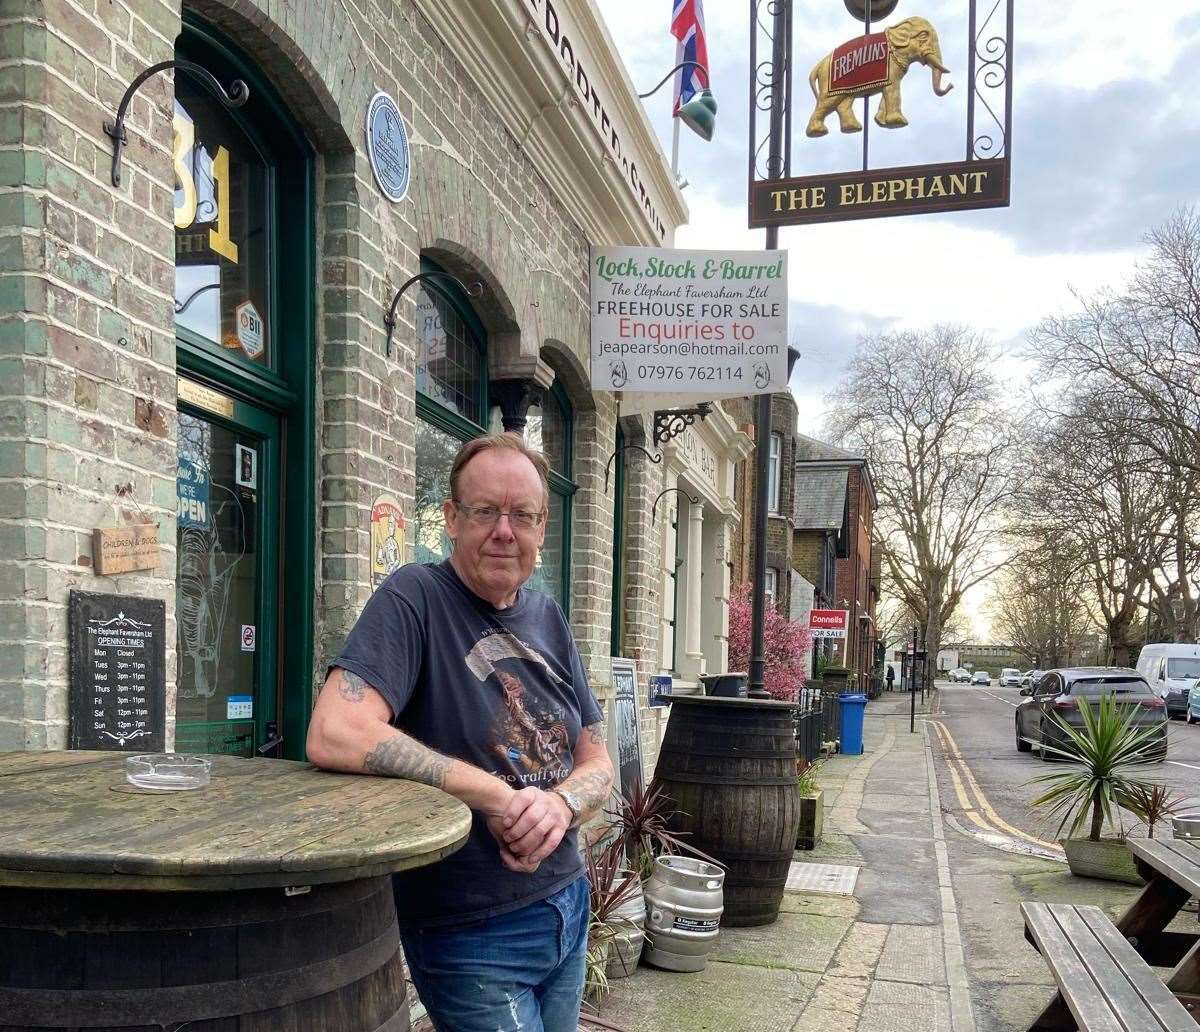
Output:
[584,837,645,996]
[795,757,825,850]
[1027,693,1164,884]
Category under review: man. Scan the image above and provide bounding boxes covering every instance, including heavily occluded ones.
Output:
[885,665,895,691]
[307,433,613,1032]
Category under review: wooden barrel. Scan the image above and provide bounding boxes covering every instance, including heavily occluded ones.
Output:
[655,695,799,927]
[0,875,409,1031]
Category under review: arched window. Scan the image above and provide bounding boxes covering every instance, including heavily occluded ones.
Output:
[412,257,488,565]
[172,17,315,760]
[525,381,575,610]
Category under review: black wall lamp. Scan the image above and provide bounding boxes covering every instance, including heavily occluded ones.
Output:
[383,272,483,358]
[104,60,248,188]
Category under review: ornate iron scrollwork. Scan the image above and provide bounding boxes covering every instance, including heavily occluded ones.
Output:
[383,272,483,358]
[652,403,713,447]
[967,0,1014,161]
[603,444,662,493]
[748,0,793,186]
[650,487,701,525]
[103,60,248,188]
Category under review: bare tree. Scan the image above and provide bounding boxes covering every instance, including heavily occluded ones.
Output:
[988,536,1094,667]
[826,327,1016,675]
[1016,394,1169,666]
[1031,209,1200,477]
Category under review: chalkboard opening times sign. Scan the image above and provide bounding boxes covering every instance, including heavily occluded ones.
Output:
[69,590,166,751]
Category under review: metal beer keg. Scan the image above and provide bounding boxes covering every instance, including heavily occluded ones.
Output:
[642,856,725,972]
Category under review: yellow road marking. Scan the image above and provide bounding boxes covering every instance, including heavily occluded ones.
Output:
[929,719,1063,853]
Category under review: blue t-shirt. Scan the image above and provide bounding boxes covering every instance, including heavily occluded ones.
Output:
[331,560,603,928]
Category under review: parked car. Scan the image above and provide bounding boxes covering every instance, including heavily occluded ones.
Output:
[950,668,971,683]
[1135,642,1200,719]
[1019,669,1045,690]
[998,667,1022,688]
[971,671,991,686]
[1015,667,1167,761]
[1190,681,1200,725]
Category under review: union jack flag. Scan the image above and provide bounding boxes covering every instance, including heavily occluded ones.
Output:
[671,0,709,115]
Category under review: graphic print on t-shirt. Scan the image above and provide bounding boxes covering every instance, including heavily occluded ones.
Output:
[466,630,572,782]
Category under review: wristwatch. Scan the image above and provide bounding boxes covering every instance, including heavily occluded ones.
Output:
[551,786,583,828]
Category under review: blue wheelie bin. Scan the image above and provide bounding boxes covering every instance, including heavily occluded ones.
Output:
[838,693,867,756]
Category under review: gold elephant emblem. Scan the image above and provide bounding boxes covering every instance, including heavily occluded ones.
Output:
[806,16,953,138]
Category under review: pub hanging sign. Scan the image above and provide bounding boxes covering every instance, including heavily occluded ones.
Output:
[747,0,1014,228]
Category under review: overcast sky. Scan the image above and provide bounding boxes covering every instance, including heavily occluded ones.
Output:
[595,0,1199,639]
[596,0,1197,426]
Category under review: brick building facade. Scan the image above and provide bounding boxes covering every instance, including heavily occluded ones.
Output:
[727,391,798,615]
[793,434,879,684]
[0,0,717,777]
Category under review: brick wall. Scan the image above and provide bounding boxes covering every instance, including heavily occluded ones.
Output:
[0,0,646,747]
[0,0,180,749]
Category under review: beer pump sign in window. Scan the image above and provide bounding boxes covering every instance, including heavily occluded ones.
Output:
[174,73,270,364]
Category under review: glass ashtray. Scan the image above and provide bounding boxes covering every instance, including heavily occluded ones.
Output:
[125,753,211,791]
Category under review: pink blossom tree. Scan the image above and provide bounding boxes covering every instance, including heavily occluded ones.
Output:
[726,582,814,702]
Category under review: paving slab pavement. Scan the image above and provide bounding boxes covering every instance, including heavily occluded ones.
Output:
[601,692,969,1032]
[598,690,1189,1031]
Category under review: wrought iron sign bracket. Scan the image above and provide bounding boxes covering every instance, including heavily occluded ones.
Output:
[652,403,713,447]
[383,272,483,358]
[603,444,662,493]
[651,487,701,525]
[104,59,248,188]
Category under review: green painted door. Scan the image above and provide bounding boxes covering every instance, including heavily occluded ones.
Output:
[175,382,280,757]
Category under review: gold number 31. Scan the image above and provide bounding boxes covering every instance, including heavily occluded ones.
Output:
[173,113,239,264]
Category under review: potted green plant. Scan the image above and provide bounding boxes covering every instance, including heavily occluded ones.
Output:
[605,779,721,881]
[584,837,645,996]
[1027,694,1165,884]
[795,757,825,850]
[1117,782,1184,840]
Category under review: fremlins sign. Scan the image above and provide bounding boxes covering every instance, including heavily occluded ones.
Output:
[747,1,1013,227]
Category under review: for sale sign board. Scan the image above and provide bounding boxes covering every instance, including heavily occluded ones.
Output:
[809,608,850,639]
[590,247,789,395]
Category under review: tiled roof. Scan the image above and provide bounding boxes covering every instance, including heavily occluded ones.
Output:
[793,467,848,529]
[794,432,860,462]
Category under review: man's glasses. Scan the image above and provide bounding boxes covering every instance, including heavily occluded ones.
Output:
[453,501,546,530]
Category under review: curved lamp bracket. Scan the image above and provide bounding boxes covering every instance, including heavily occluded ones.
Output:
[638,61,709,99]
[104,59,248,188]
[383,272,484,358]
[651,486,701,525]
[603,444,662,493]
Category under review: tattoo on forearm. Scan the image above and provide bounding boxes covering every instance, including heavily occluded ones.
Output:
[585,722,605,747]
[363,733,451,789]
[337,669,369,703]
[559,765,612,816]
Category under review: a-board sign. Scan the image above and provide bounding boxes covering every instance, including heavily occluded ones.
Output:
[611,657,644,801]
[68,590,166,751]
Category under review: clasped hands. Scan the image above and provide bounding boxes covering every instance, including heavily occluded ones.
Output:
[486,785,572,873]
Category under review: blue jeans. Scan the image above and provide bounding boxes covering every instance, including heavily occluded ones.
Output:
[401,876,589,1032]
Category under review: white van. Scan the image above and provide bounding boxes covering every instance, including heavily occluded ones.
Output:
[1136,643,1200,718]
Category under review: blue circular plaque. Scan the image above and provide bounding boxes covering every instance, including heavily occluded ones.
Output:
[365,91,411,203]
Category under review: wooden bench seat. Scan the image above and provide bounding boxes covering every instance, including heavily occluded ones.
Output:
[1021,902,1198,1031]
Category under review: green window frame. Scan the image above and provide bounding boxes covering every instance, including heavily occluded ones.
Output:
[413,257,488,567]
[529,381,575,613]
[174,16,316,760]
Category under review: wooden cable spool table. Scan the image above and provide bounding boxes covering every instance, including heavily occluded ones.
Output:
[0,751,471,1032]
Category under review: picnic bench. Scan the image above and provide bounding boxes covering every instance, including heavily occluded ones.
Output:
[1022,837,1200,1031]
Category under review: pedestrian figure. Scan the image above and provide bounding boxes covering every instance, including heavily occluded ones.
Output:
[885,665,895,691]
[308,434,613,1032]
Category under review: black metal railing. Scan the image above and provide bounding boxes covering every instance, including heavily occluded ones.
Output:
[795,685,840,764]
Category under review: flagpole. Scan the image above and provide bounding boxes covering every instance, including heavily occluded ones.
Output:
[671,117,681,178]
